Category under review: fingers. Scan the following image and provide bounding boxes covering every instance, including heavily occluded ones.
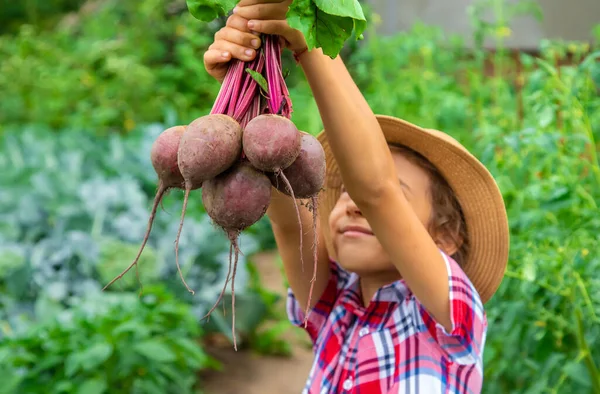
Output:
[214,25,261,51]
[203,48,232,69]
[233,2,290,21]
[246,19,289,36]
[208,37,258,62]
[206,14,263,64]
[225,13,252,32]
[237,0,286,6]
[245,19,307,52]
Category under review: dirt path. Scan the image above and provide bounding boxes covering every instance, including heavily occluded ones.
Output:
[199,250,315,394]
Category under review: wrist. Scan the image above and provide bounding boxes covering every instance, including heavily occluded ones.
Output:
[293,46,309,63]
[297,48,334,76]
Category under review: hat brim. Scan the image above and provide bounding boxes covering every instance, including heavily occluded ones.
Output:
[315,114,509,304]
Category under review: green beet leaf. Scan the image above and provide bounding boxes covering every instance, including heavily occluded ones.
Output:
[286,0,317,50]
[186,0,237,21]
[287,0,366,58]
[313,0,366,21]
[246,68,270,94]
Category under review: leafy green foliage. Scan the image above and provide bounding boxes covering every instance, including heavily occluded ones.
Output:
[187,0,238,21]
[0,121,270,338]
[0,0,220,134]
[0,0,86,35]
[286,0,365,57]
[0,285,219,394]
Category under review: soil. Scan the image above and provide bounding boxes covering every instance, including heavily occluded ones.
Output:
[198,250,315,394]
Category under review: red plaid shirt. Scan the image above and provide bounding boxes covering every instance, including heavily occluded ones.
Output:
[287,251,487,394]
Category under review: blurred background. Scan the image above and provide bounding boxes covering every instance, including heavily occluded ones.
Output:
[0,0,598,393]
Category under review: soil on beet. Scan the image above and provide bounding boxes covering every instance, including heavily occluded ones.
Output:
[197,250,314,394]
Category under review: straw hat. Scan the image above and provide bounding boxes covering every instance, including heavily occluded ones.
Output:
[315,114,509,304]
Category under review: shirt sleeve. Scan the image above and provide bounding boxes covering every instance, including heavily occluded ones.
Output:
[286,259,350,345]
[415,251,488,365]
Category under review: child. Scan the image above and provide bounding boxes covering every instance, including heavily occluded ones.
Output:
[204,2,510,392]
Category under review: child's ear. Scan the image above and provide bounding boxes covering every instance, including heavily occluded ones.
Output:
[433,229,462,257]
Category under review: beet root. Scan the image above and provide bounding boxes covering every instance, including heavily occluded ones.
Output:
[103,125,186,292]
[151,125,187,189]
[242,114,305,276]
[269,131,326,199]
[173,114,244,295]
[202,161,272,234]
[201,161,272,350]
[242,114,301,173]
[178,114,243,188]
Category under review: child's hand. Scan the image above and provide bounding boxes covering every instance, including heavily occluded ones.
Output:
[203,14,263,82]
[233,0,308,55]
[204,1,308,82]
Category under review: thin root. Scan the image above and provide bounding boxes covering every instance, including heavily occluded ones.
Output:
[304,195,319,327]
[174,187,195,295]
[202,243,234,322]
[158,187,170,213]
[228,231,241,351]
[277,170,304,272]
[103,184,167,292]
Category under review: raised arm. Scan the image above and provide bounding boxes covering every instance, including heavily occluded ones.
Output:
[300,52,453,330]
[236,5,454,330]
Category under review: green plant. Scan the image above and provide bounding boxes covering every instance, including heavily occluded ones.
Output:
[0,0,220,135]
[0,285,219,394]
[0,122,270,346]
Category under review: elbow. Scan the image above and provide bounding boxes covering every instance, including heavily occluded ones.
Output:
[347,176,402,210]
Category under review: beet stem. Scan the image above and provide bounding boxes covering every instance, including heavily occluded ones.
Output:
[174,187,195,295]
[233,53,265,120]
[211,60,244,114]
[102,183,167,291]
[276,96,287,116]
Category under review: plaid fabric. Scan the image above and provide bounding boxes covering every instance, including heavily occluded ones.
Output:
[287,251,487,394]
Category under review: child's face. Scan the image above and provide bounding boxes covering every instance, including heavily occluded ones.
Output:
[328,147,434,279]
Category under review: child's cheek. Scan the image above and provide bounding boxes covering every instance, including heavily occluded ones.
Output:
[328,205,342,231]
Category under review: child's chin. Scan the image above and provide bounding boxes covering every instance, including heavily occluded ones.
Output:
[337,250,388,274]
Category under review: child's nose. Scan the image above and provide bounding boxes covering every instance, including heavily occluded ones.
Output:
[345,199,362,217]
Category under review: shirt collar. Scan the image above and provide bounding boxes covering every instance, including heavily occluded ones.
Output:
[341,272,413,312]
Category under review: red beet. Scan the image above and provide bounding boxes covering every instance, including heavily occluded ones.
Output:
[173,114,244,294]
[202,161,272,232]
[178,114,243,188]
[201,161,272,350]
[242,114,301,172]
[242,113,305,273]
[269,131,326,199]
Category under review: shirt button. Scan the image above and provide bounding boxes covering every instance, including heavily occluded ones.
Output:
[359,327,369,337]
[343,378,353,390]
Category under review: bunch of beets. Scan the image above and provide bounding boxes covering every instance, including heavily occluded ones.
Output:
[104,35,326,349]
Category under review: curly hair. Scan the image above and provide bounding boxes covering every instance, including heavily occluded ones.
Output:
[391,144,470,266]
